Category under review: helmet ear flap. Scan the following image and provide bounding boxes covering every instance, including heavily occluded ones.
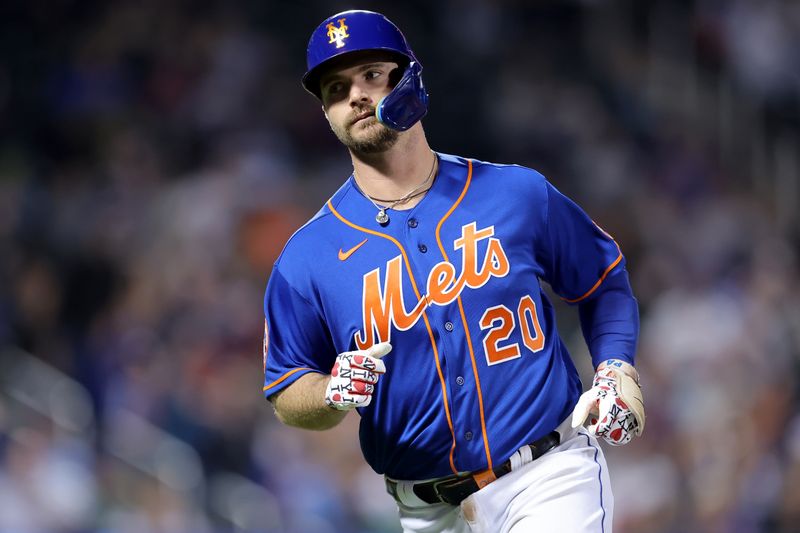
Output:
[376,62,428,132]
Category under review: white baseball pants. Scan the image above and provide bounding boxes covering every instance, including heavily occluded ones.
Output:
[389,417,614,533]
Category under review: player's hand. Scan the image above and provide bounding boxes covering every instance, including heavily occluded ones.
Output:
[324,342,392,410]
[571,359,645,446]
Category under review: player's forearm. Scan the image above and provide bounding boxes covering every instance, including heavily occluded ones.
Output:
[577,269,640,368]
[269,372,347,430]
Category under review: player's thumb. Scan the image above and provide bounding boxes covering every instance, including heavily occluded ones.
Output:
[366,342,392,359]
[571,393,594,428]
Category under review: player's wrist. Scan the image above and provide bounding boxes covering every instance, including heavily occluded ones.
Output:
[596,358,639,384]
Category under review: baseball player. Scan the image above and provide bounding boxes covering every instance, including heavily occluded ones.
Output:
[263,10,645,533]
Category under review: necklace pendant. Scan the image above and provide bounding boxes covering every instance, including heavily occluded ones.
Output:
[376,209,389,225]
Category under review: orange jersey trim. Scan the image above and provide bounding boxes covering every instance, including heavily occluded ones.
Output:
[263,367,315,393]
[561,243,623,304]
[434,160,494,470]
[327,198,460,475]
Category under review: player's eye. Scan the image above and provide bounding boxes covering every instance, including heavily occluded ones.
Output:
[326,81,344,94]
[365,70,382,80]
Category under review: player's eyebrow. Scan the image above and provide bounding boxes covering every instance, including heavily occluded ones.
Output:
[354,62,387,72]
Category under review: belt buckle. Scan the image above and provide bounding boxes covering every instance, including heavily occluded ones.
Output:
[431,471,490,505]
[430,475,464,504]
[431,476,454,502]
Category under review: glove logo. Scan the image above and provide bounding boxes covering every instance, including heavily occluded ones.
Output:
[326,18,350,49]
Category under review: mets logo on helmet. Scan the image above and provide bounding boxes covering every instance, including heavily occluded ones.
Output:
[326,18,349,48]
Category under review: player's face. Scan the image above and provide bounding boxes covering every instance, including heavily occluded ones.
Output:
[319,56,401,154]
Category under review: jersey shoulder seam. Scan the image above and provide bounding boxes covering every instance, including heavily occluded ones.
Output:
[272,261,318,309]
[278,206,333,254]
[468,159,549,186]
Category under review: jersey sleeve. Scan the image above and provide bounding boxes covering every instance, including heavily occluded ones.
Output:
[535,180,639,366]
[577,269,639,366]
[536,181,624,303]
[262,264,335,399]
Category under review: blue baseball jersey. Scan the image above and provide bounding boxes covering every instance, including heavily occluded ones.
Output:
[262,152,639,480]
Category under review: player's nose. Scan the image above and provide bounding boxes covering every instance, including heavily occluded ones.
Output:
[348,82,372,105]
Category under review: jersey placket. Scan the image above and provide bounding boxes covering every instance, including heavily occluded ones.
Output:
[399,208,491,474]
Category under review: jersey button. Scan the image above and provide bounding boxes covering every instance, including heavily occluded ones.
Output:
[444,321,454,331]
[464,431,473,441]
[456,376,465,386]
[418,244,427,253]
[408,218,418,228]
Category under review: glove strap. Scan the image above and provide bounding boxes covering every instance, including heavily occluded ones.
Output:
[597,358,640,384]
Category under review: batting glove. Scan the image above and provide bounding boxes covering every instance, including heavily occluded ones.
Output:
[571,359,645,446]
[325,342,392,410]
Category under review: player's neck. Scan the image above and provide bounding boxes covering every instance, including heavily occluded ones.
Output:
[350,127,436,207]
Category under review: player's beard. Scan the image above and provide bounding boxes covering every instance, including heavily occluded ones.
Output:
[331,111,399,155]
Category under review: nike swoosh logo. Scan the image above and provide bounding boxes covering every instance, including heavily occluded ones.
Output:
[338,238,368,261]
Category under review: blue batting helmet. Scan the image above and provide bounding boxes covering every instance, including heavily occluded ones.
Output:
[302,10,429,131]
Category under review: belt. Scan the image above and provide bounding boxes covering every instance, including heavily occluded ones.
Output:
[386,431,560,506]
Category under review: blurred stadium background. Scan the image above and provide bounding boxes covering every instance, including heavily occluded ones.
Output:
[0,0,798,531]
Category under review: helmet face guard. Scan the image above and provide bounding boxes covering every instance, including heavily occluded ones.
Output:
[302,10,429,131]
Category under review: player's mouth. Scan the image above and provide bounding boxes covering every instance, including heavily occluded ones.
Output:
[350,110,376,126]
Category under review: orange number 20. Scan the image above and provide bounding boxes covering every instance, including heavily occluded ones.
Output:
[479,295,545,366]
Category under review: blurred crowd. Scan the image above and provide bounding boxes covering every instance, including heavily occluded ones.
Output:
[0,0,798,532]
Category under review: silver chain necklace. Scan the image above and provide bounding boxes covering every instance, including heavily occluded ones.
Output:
[355,153,438,225]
